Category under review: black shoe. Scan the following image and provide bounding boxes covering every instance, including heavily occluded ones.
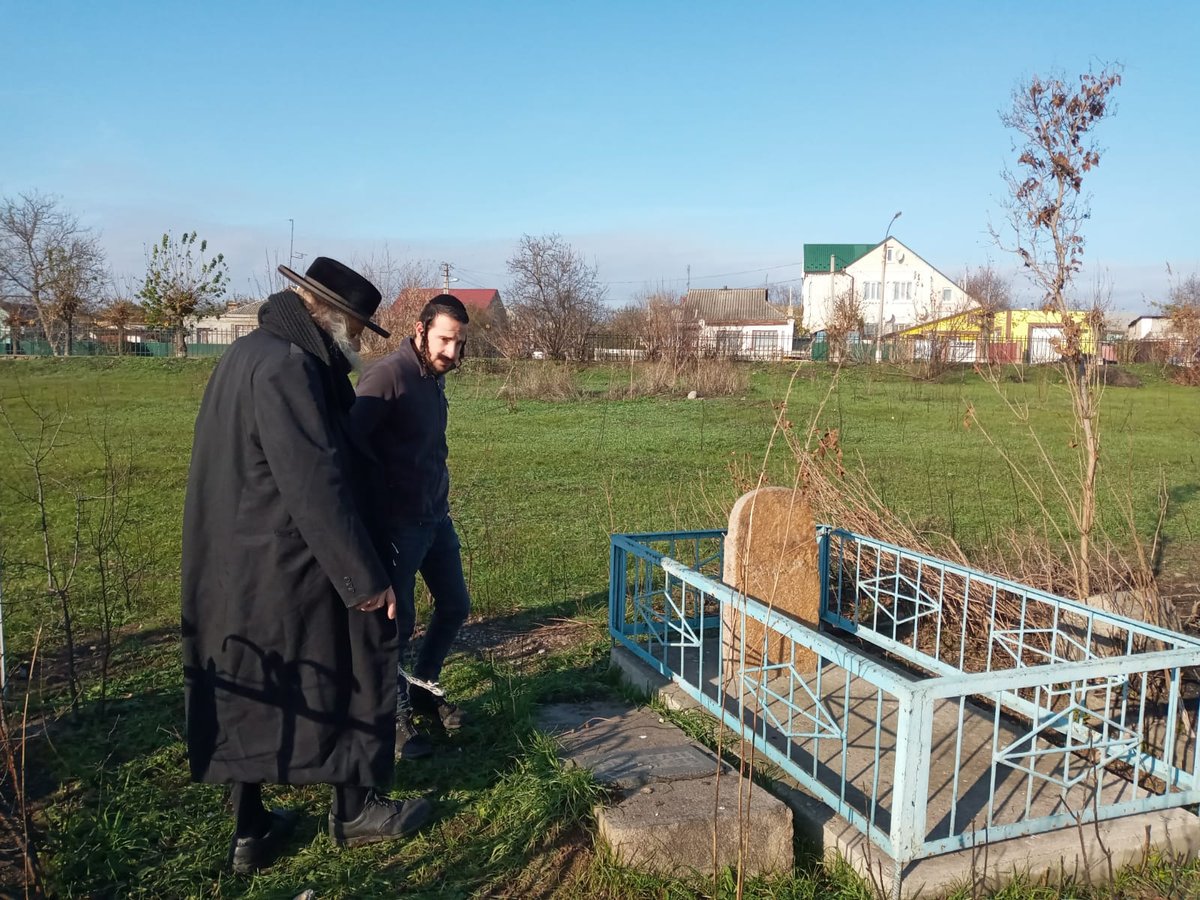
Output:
[409,684,468,731]
[228,808,299,874]
[396,717,434,760]
[328,791,432,848]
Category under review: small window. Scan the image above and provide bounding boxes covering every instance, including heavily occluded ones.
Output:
[942,288,953,304]
[752,331,777,352]
[886,247,894,262]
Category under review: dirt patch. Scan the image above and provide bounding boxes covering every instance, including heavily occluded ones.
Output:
[452,615,602,664]
[482,826,595,899]
[1101,366,1143,387]
[1163,574,1200,633]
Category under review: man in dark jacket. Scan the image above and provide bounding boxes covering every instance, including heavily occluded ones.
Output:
[182,258,429,874]
[351,294,470,759]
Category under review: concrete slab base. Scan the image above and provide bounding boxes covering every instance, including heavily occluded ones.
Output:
[816,798,1200,899]
[599,775,794,878]
[608,643,701,713]
[537,700,794,878]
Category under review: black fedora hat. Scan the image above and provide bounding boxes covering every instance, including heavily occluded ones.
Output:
[278,257,390,338]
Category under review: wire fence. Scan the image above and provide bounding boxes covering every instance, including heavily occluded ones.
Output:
[3,323,1196,368]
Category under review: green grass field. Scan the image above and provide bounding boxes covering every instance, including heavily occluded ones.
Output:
[1,357,1199,898]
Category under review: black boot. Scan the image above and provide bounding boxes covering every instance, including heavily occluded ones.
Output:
[409,683,468,731]
[396,711,434,760]
[328,791,432,848]
[229,808,300,874]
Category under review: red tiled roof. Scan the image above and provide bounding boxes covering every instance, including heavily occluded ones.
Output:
[415,287,500,310]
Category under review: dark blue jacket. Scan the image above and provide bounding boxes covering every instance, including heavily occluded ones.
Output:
[352,337,450,526]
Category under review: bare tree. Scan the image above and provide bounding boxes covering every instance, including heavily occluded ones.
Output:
[99,298,142,356]
[506,234,606,360]
[995,64,1122,596]
[138,230,229,357]
[0,191,106,356]
[606,289,686,360]
[960,263,1012,352]
[44,240,106,355]
[358,253,439,357]
[825,288,864,363]
[1161,271,1200,383]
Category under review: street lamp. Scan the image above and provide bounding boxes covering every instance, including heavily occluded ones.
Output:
[874,210,902,363]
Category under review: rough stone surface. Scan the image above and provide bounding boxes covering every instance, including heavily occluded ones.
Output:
[598,776,795,878]
[536,704,731,791]
[722,487,821,671]
[539,699,794,878]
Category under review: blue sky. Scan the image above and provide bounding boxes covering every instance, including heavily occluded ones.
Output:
[3,0,1198,313]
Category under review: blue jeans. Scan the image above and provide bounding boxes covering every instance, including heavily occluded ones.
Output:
[386,517,471,692]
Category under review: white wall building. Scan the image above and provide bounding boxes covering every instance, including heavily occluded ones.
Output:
[681,288,795,358]
[194,300,266,344]
[801,239,973,335]
[1127,316,1178,340]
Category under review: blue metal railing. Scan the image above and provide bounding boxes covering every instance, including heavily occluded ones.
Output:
[608,526,1200,871]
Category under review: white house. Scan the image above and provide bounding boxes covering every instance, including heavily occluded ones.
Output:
[193,300,266,345]
[801,239,973,335]
[681,288,795,358]
[1127,315,1177,340]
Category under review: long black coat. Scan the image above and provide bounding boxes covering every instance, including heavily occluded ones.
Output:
[182,305,395,787]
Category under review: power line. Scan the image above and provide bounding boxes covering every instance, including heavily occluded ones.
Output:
[454,261,804,289]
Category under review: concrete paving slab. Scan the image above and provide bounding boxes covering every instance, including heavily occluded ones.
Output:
[599,775,795,878]
[536,703,732,790]
[537,700,793,876]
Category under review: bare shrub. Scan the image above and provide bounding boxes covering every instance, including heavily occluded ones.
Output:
[358,255,438,358]
[775,369,1174,672]
[1161,272,1200,385]
[610,356,747,398]
[825,288,863,362]
[496,361,581,401]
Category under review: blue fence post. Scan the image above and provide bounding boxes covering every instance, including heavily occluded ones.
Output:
[817,526,831,616]
[608,538,623,638]
[890,687,934,887]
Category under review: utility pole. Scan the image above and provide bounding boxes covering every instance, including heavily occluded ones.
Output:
[874,211,902,363]
[442,262,452,293]
[829,254,836,325]
[686,264,691,293]
[288,219,294,272]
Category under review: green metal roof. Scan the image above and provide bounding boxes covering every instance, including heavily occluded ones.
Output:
[803,243,876,273]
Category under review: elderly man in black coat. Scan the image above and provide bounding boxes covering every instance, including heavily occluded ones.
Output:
[182,257,429,874]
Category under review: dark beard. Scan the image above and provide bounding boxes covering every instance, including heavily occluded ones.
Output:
[416,332,457,373]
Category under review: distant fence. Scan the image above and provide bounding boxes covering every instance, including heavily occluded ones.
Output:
[4,324,1195,368]
[2,326,238,358]
[807,335,1197,367]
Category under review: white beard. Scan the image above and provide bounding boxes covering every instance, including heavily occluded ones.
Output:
[326,316,363,373]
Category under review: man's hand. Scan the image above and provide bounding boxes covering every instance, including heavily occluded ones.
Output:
[354,586,397,619]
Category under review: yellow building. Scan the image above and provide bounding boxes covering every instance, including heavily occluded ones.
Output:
[897,308,1097,364]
